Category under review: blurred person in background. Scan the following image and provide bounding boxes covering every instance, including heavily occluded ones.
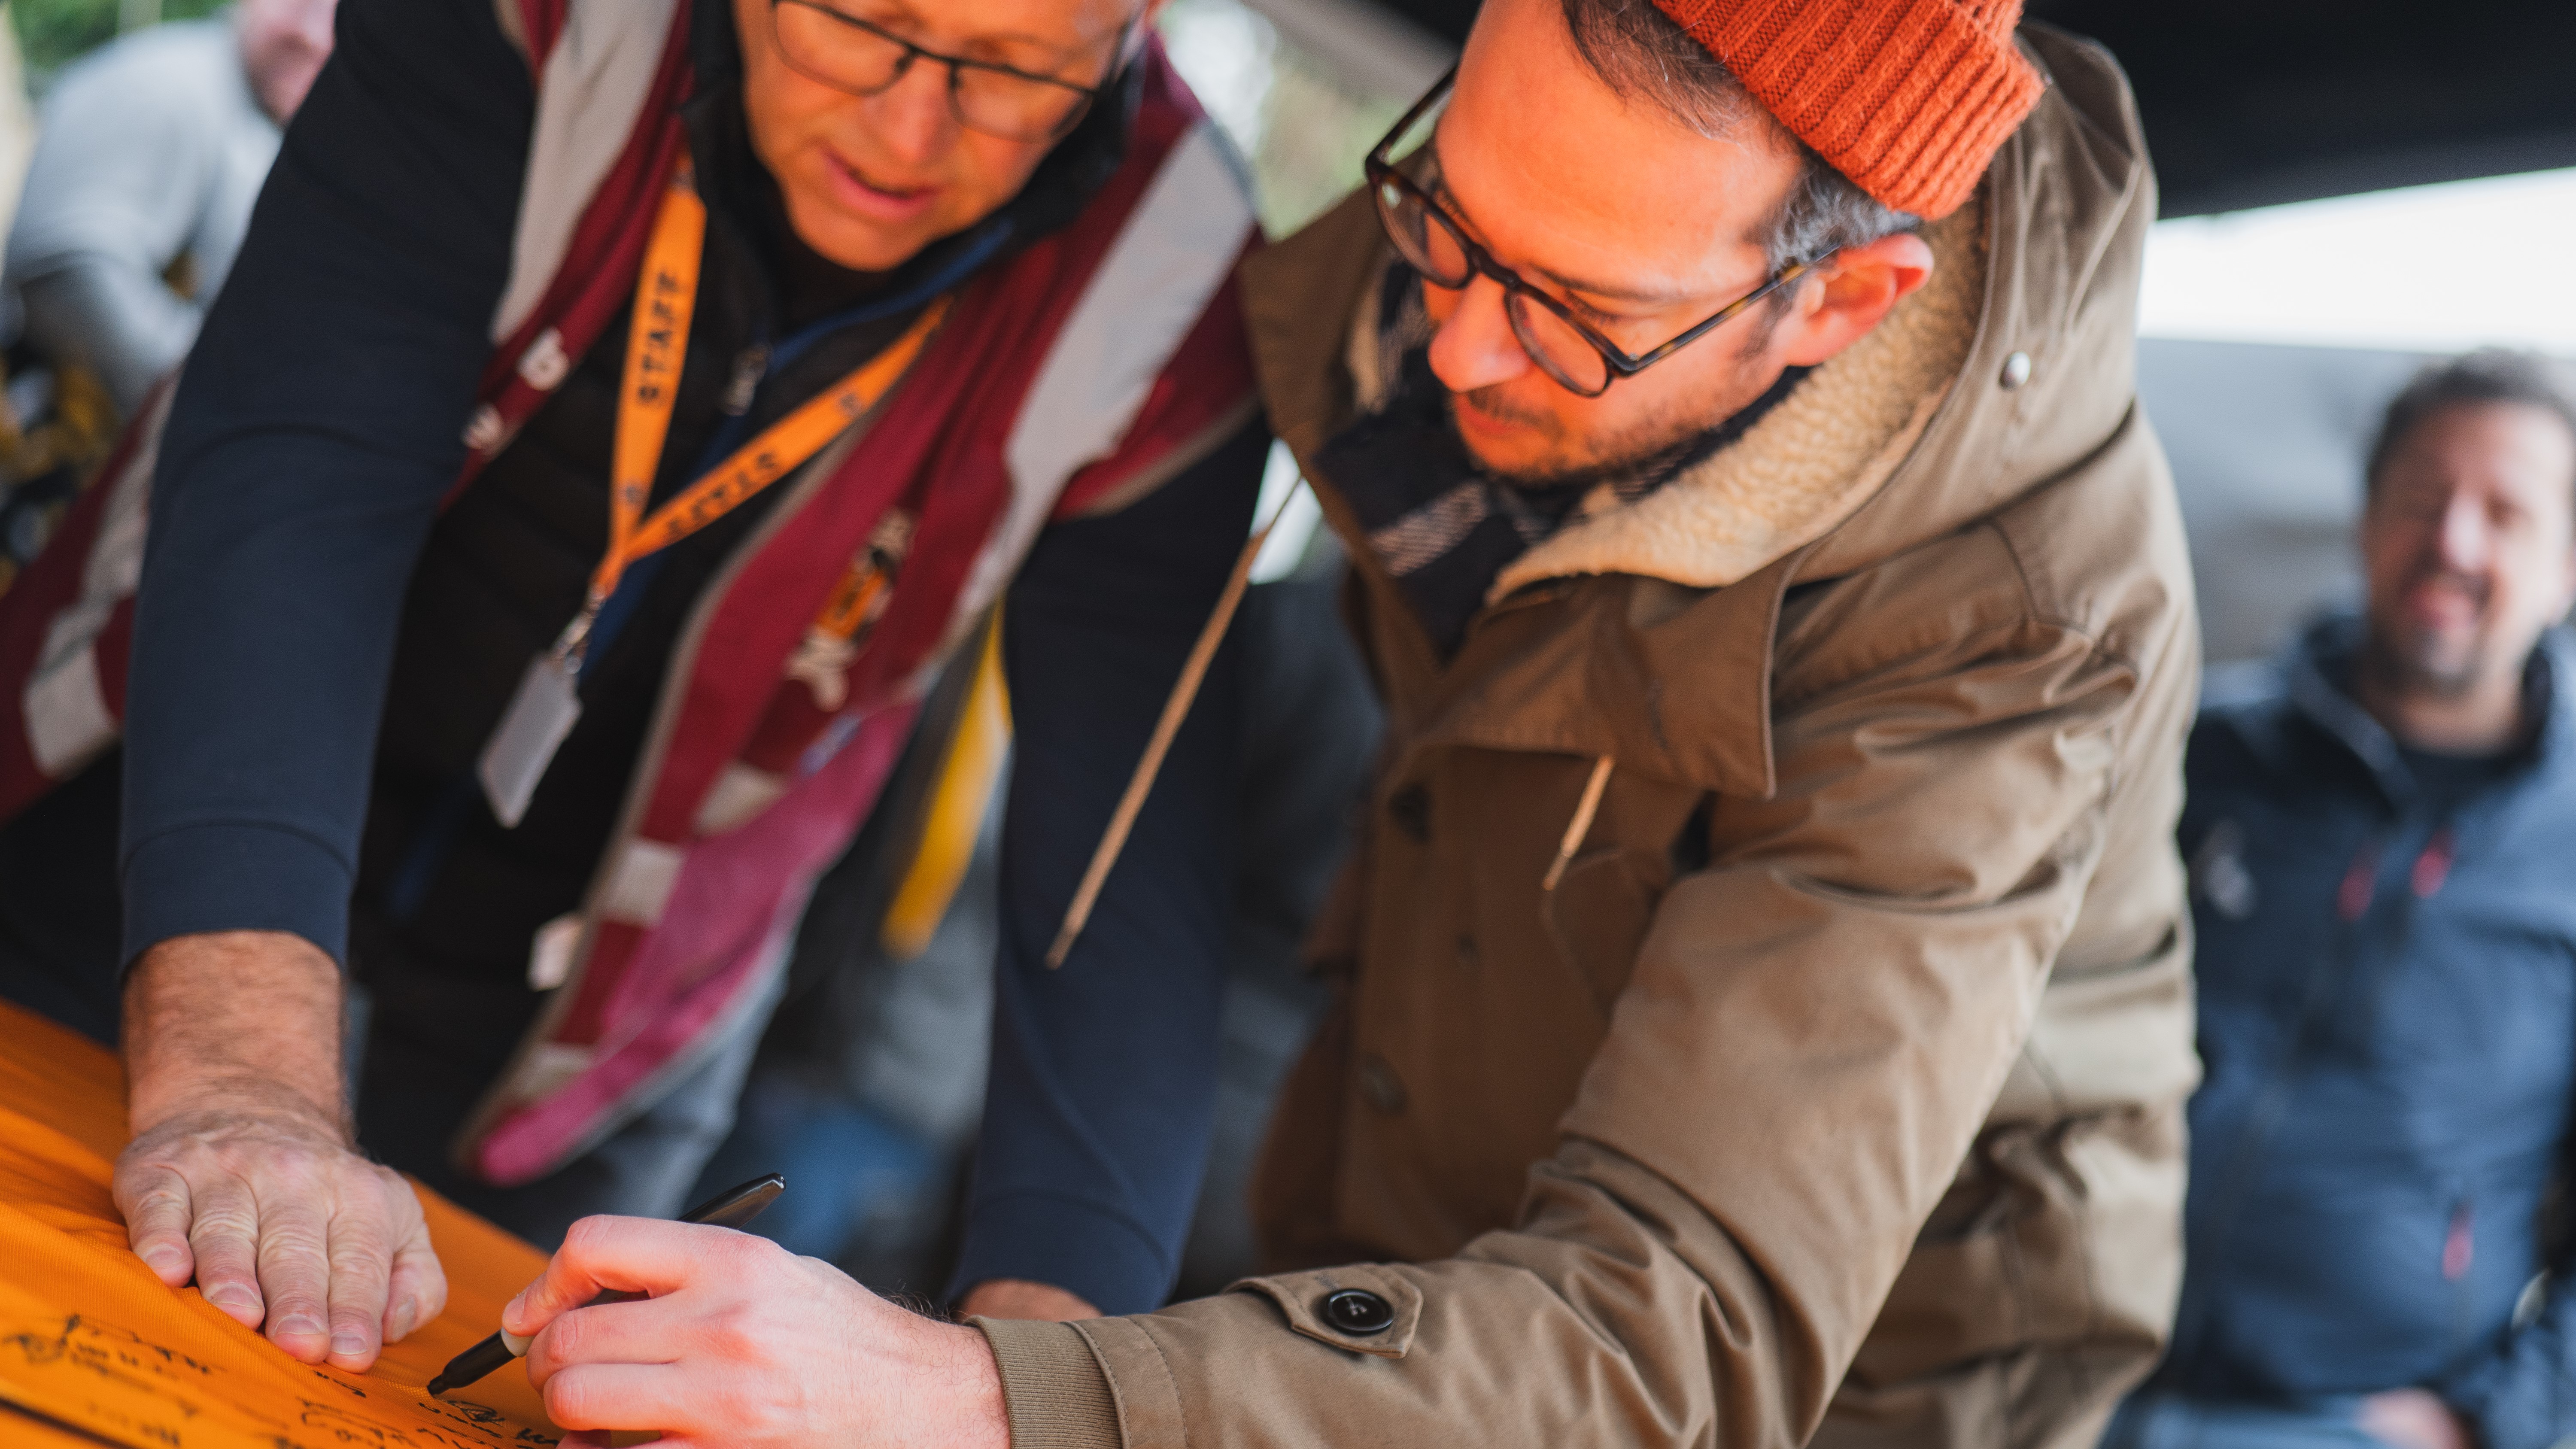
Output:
[2111,351,2576,1449]
[0,5,34,246]
[0,0,330,585]
[5,0,336,415]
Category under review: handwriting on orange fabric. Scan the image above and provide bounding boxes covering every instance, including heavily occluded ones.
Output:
[0,1002,562,1449]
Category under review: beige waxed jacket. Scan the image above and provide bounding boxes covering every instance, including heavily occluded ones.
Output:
[978,24,2200,1449]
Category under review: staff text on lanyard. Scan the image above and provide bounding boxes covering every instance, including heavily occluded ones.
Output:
[480,165,948,826]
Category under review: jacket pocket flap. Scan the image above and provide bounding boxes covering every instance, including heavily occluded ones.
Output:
[1231,1266,1422,1359]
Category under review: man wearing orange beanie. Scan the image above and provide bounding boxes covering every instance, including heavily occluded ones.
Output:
[490,0,2197,1444]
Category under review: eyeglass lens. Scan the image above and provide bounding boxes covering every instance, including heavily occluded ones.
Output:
[772,0,1097,143]
[1374,177,1613,396]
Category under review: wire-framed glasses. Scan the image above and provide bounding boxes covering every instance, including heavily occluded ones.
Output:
[1363,68,1814,397]
[769,0,1136,144]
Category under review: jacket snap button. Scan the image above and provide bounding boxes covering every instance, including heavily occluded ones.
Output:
[1999,351,2033,390]
[1357,1054,1408,1114]
[1387,783,1431,841]
[1320,1288,1395,1335]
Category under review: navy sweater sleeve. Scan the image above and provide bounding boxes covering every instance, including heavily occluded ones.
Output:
[121,0,531,966]
[953,418,1264,1315]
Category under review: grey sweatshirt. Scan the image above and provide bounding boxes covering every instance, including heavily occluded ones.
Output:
[5,18,279,413]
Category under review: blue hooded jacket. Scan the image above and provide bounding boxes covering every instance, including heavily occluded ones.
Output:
[2158,615,2576,1448]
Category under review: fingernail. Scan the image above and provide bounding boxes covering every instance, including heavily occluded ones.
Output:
[276,1314,325,1338]
[331,1333,369,1358]
[138,1247,185,1276]
[206,1288,260,1316]
[389,1304,416,1340]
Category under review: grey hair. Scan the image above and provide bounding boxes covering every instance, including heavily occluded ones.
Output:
[1557,0,1919,274]
[2367,349,2576,504]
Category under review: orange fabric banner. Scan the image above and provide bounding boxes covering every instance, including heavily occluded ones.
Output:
[0,1000,562,1447]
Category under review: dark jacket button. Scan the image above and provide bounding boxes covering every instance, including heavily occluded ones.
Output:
[1321,1288,1395,1335]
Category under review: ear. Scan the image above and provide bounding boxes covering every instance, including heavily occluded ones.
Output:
[1773,232,1936,370]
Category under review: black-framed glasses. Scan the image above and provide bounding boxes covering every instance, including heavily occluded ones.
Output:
[770,0,1136,144]
[1363,69,1814,398]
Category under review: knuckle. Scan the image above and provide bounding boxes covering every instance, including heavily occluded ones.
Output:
[111,1157,178,1196]
[699,1301,773,1360]
[262,1145,324,1183]
[188,1202,258,1248]
[261,1279,328,1321]
[258,1217,330,1264]
[330,1221,395,1268]
[329,1282,390,1322]
[561,1215,618,1260]
[543,1372,596,1428]
[411,1276,450,1325]
[720,1231,787,1276]
[122,1185,191,1228]
[544,1309,584,1361]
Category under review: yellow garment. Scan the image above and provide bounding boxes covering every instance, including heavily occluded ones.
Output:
[880,614,1011,960]
[0,1000,563,1447]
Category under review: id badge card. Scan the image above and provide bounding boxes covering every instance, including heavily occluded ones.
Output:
[480,651,585,827]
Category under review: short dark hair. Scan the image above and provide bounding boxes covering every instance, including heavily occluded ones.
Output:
[2366,349,2576,501]
[1556,0,1919,274]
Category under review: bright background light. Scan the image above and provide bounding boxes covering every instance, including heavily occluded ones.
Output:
[2139,167,2576,355]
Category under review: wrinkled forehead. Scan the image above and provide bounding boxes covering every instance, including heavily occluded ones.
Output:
[1434,0,1800,304]
[806,0,1134,55]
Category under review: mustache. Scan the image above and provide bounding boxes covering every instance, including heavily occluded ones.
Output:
[2402,568,2493,609]
[1454,386,1557,436]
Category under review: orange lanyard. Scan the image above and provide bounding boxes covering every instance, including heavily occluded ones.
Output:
[554,165,949,665]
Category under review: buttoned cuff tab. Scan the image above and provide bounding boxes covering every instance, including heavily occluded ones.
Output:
[121,822,352,970]
[1232,1265,1422,1359]
[973,1317,1122,1449]
[950,1192,1176,1318]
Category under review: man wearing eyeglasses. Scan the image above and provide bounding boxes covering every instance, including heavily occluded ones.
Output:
[0,0,1265,1382]
[485,0,2199,1446]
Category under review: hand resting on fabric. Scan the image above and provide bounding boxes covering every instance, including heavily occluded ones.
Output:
[114,930,446,1371]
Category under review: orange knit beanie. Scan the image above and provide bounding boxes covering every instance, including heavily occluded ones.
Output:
[1646,0,2043,220]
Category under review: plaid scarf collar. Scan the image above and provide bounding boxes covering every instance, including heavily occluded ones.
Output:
[1315,260,1804,657]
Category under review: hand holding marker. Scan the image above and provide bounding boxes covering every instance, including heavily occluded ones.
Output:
[425,1173,787,1398]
